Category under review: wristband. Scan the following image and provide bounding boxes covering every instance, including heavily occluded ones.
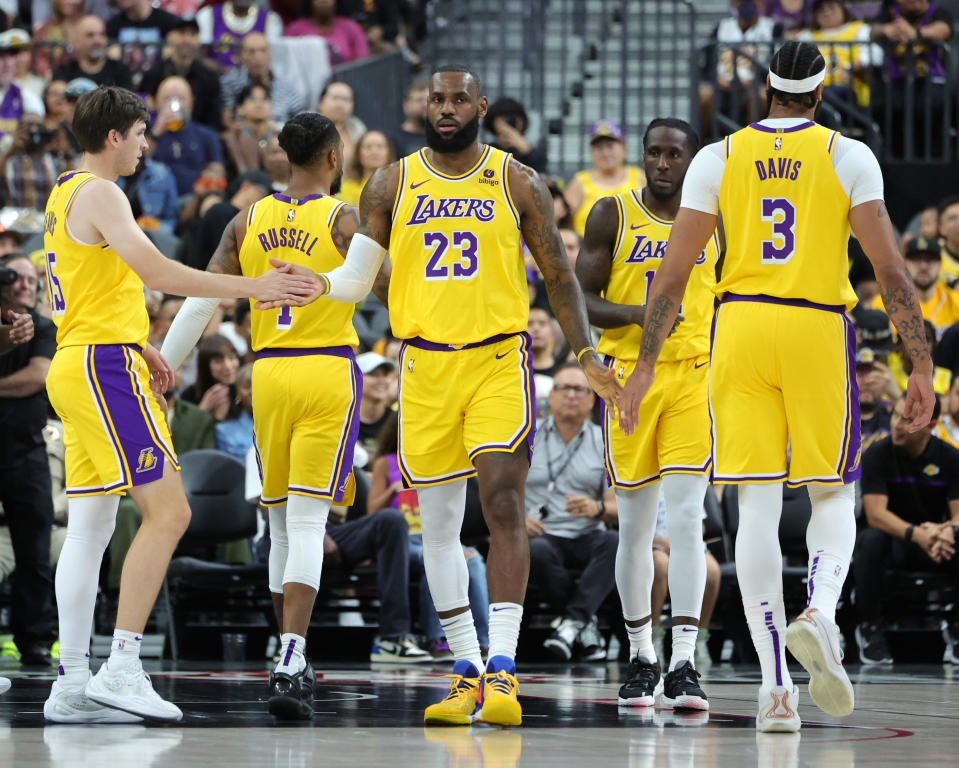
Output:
[576,346,595,364]
[905,524,915,542]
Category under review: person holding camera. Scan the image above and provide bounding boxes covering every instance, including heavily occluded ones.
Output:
[0,253,57,667]
[525,363,618,662]
[483,97,547,174]
[1,113,70,210]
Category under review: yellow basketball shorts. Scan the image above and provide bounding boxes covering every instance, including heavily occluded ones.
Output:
[604,355,712,488]
[397,332,535,487]
[47,344,179,497]
[709,295,861,487]
[252,347,360,507]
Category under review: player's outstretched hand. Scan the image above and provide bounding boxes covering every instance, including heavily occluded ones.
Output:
[619,362,655,436]
[251,260,320,307]
[6,309,34,345]
[903,370,935,432]
[581,352,622,421]
[142,343,174,396]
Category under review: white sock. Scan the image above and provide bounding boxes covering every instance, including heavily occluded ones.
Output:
[614,485,659,646]
[275,632,307,674]
[109,629,142,668]
[670,625,697,669]
[487,602,523,661]
[626,622,655,664]
[268,504,288,594]
[55,495,119,671]
[736,483,791,689]
[805,483,856,622]
[57,647,90,686]
[744,594,792,689]
[439,610,484,674]
[283,495,329,591]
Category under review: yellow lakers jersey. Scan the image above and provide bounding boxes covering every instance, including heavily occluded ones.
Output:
[808,21,871,106]
[597,189,719,362]
[571,166,645,235]
[717,123,858,311]
[43,171,150,348]
[239,192,359,351]
[388,145,527,345]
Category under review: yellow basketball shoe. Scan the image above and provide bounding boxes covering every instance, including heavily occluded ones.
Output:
[476,656,522,727]
[424,660,481,726]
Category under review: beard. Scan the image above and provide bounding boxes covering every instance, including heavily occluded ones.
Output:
[425,113,480,154]
[646,179,681,203]
[330,167,343,196]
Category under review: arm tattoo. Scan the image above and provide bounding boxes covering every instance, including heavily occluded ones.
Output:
[358,162,400,247]
[515,159,593,352]
[331,204,359,258]
[372,260,391,309]
[207,215,242,276]
[639,294,678,365]
[878,202,888,219]
[880,279,932,370]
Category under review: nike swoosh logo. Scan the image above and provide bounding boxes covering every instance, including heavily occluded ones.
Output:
[491,606,516,612]
[693,361,708,369]
[630,224,649,230]
[495,351,509,359]
[410,180,429,189]
[681,627,697,632]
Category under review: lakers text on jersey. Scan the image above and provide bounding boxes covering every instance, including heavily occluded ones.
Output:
[241,193,362,505]
[599,190,718,486]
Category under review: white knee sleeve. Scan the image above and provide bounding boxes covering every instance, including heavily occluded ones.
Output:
[735,483,784,600]
[418,480,469,612]
[281,495,330,592]
[662,474,709,619]
[615,484,660,621]
[268,504,288,594]
[56,495,120,650]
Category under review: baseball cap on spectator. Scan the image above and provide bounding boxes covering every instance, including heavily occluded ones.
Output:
[64,78,98,102]
[0,29,31,52]
[904,236,941,261]
[857,308,894,353]
[589,119,625,144]
[356,352,396,375]
[855,347,879,369]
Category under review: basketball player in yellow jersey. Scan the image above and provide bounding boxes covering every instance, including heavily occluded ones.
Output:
[621,42,934,733]
[577,118,718,711]
[161,113,366,721]
[270,66,620,726]
[41,87,315,724]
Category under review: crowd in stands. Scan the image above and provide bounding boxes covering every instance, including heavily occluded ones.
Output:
[0,0,957,669]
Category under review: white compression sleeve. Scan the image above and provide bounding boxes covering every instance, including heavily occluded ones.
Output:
[615,484,660,621]
[282,495,330,591]
[56,495,120,651]
[159,295,220,370]
[661,474,709,619]
[805,482,856,621]
[321,233,387,303]
[418,480,469,611]
[268,504,288,594]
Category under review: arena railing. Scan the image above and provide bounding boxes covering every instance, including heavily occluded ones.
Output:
[698,38,954,164]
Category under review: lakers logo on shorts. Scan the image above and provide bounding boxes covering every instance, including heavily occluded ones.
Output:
[136,447,157,474]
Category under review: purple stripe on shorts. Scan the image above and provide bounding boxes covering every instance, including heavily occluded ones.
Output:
[841,315,862,483]
[748,121,815,134]
[255,345,356,361]
[403,332,520,352]
[330,356,363,504]
[763,605,783,686]
[719,293,846,314]
[92,345,166,486]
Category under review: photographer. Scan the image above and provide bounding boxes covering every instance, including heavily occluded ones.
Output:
[483,97,547,174]
[1,113,69,210]
[0,253,56,665]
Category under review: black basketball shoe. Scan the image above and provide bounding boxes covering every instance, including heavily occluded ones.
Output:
[268,662,316,720]
[617,656,663,707]
[661,660,709,711]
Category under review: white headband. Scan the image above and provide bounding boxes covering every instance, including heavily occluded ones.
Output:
[768,69,825,93]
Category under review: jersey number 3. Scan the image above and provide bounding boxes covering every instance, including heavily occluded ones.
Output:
[760,198,796,265]
[424,231,479,281]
